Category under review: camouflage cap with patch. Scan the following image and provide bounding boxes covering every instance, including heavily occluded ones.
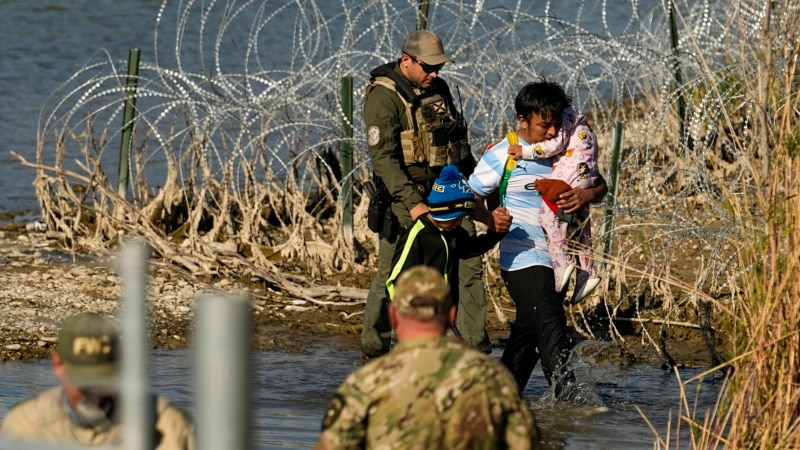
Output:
[56,312,120,389]
[393,266,451,316]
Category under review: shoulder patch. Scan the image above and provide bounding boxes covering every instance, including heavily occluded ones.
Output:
[321,393,346,430]
[367,125,381,147]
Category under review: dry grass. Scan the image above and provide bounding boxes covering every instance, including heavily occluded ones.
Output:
[9,0,764,342]
[636,1,800,447]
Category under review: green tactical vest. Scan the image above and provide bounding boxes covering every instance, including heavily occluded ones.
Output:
[366,75,470,168]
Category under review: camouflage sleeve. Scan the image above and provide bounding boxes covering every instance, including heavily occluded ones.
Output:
[503,404,540,450]
[434,354,539,450]
[363,85,425,212]
[482,364,540,450]
[314,374,370,450]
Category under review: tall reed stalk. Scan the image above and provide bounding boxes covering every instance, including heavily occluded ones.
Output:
[653,1,800,447]
[721,55,800,448]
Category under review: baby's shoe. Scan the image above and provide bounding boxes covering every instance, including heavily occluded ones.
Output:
[554,261,576,293]
[571,270,600,304]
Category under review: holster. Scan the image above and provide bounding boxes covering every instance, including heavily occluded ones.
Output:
[366,176,398,240]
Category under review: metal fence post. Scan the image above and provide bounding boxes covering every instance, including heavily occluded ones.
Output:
[601,121,625,272]
[668,1,687,146]
[195,295,252,450]
[119,240,153,450]
[117,48,140,199]
[340,76,354,243]
[418,0,430,30]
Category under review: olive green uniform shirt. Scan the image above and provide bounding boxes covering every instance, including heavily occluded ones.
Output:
[316,336,540,450]
[364,64,442,225]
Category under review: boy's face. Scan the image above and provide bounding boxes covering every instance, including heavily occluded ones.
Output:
[432,216,464,231]
[518,112,561,144]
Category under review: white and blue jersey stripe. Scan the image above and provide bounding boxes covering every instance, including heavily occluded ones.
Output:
[469,136,553,272]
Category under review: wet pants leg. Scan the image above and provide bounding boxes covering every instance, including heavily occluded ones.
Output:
[500,266,574,392]
[455,217,492,353]
[360,234,397,357]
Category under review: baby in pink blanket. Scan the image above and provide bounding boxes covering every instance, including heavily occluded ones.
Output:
[508,106,601,304]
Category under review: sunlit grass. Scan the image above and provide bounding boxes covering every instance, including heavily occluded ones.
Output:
[640,0,800,447]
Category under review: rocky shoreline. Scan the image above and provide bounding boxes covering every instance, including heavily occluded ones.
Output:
[0,223,717,369]
[0,228,196,361]
[0,225,370,362]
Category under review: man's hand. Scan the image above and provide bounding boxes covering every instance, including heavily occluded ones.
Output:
[472,194,511,232]
[556,189,592,214]
[488,206,512,233]
[409,202,429,221]
[556,175,608,214]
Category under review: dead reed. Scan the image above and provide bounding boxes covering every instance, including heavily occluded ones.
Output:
[641,1,800,447]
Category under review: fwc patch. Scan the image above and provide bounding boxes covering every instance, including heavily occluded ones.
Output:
[367,125,381,147]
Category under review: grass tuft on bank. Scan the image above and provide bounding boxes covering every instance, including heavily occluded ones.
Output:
[646,1,800,447]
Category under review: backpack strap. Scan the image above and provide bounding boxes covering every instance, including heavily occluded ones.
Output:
[369,77,417,132]
[498,132,519,207]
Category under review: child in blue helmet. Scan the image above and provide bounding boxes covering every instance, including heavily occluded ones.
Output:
[386,164,507,342]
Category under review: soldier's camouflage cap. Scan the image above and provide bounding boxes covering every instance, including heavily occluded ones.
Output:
[393,266,451,316]
[57,312,120,390]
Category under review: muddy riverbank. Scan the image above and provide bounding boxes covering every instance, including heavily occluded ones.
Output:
[0,222,717,371]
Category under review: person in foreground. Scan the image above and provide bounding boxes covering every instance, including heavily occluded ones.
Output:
[315,266,541,450]
[0,312,195,449]
[507,103,602,303]
[361,29,511,360]
[469,79,608,401]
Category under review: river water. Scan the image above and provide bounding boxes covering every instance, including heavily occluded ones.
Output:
[0,346,723,449]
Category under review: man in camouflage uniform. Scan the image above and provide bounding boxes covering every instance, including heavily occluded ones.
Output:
[0,312,195,449]
[316,266,540,450]
[362,29,511,358]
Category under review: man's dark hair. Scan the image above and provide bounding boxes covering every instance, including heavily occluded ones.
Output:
[514,79,573,123]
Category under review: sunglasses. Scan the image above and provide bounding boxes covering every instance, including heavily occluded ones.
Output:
[417,59,444,74]
[405,54,444,73]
